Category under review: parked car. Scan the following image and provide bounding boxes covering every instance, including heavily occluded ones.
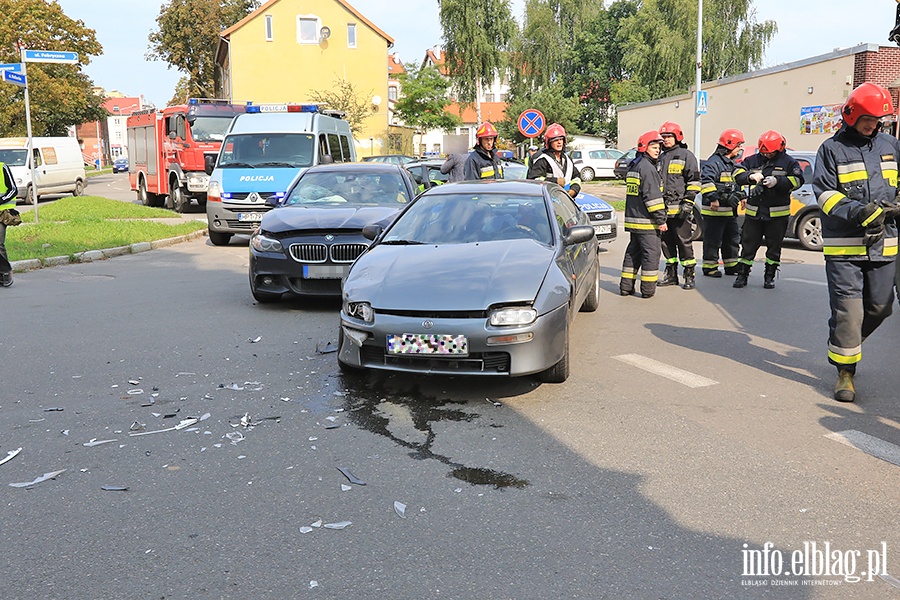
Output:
[570,148,624,181]
[338,179,600,383]
[404,158,527,190]
[361,154,417,165]
[248,162,417,303]
[112,157,129,173]
[573,191,617,243]
[613,148,637,179]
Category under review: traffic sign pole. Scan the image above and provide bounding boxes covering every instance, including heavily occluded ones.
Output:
[20,45,38,223]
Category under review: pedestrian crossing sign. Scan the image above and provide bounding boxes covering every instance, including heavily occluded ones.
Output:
[697,91,708,115]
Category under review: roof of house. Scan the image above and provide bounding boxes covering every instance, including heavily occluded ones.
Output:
[445,102,508,125]
[103,97,143,115]
[388,53,405,76]
[221,0,394,45]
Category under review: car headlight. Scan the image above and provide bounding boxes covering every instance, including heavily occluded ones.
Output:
[489,307,537,326]
[345,301,374,323]
[250,233,283,252]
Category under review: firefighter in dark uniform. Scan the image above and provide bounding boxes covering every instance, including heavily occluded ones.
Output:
[527,123,581,198]
[0,161,19,288]
[700,129,747,277]
[464,122,504,181]
[733,130,804,289]
[620,131,668,298]
[657,121,701,290]
[813,82,900,402]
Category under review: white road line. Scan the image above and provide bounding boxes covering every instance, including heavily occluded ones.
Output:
[613,354,718,388]
[825,430,900,467]
[782,277,828,287]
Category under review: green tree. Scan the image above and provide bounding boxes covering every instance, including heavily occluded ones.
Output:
[147,0,258,100]
[498,82,582,144]
[439,0,517,123]
[393,63,461,133]
[0,0,106,136]
[309,79,375,138]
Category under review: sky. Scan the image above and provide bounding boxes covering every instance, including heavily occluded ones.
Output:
[53,0,897,109]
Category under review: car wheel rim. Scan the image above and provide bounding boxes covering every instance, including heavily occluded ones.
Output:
[802,217,822,248]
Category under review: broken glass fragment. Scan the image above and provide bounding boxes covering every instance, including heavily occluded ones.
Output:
[315,341,338,354]
[249,336,262,343]
[83,438,117,447]
[394,501,407,519]
[309,581,318,589]
[128,379,140,385]
[127,389,144,395]
[9,469,66,488]
[130,421,145,431]
[311,519,322,528]
[223,383,244,391]
[299,526,313,534]
[43,407,64,412]
[0,447,22,467]
[485,398,502,407]
[175,372,195,377]
[341,484,351,491]
[225,431,245,444]
[323,521,351,530]
[101,485,128,492]
[336,467,366,486]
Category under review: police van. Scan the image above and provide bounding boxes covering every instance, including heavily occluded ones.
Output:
[205,104,356,246]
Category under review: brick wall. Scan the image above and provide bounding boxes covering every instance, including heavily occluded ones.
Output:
[854,46,900,105]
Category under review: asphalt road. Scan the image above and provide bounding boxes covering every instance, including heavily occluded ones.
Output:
[0,176,897,599]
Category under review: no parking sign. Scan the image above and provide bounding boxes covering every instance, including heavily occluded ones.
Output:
[517,109,545,138]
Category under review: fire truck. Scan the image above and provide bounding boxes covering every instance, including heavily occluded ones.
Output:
[126,99,246,212]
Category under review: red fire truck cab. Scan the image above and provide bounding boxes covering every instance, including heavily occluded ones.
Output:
[126,99,245,212]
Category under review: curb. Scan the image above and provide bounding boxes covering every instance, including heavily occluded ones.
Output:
[10,229,207,273]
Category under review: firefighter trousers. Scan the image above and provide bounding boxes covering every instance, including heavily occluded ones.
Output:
[702,216,740,274]
[661,216,695,268]
[620,232,662,297]
[738,217,788,266]
[825,259,895,373]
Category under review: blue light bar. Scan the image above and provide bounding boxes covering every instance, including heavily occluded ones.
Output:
[246,105,261,113]
[189,98,198,105]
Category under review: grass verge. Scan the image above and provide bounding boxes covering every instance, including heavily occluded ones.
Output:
[8,196,206,262]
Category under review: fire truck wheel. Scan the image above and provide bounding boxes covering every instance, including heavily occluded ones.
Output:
[138,179,151,206]
[172,185,190,213]
[209,230,232,246]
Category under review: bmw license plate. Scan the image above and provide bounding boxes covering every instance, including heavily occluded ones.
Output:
[238,212,264,222]
[302,264,348,279]
[387,334,468,355]
[594,224,612,235]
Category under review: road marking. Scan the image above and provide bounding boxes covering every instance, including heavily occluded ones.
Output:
[825,430,900,467]
[613,354,718,388]
[782,277,828,287]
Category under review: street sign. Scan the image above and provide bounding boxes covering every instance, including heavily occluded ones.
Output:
[697,90,708,115]
[23,50,79,64]
[2,70,26,87]
[0,63,22,72]
[517,109,545,138]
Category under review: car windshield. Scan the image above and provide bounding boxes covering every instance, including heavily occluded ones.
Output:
[383,191,553,245]
[283,171,412,207]
[189,116,236,142]
[0,149,27,166]
[503,162,528,180]
[218,133,315,168]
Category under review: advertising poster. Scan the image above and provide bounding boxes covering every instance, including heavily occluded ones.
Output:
[799,104,842,135]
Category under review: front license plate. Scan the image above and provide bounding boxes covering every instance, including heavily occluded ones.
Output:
[302,264,349,279]
[238,212,264,222]
[387,334,468,355]
[594,224,612,235]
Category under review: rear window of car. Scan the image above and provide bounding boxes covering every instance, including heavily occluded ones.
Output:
[284,171,411,207]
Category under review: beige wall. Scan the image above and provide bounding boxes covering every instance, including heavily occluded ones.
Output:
[618,52,857,158]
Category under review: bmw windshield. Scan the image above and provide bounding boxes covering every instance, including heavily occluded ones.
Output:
[283,171,412,207]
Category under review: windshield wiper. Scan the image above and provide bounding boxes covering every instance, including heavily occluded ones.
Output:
[256,161,295,168]
[220,162,255,168]
[380,239,425,245]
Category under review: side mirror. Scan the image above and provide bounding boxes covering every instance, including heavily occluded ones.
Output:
[265,196,280,207]
[204,154,216,175]
[563,225,595,246]
[168,131,177,140]
[362,224,383,241]
[319,154,334,164]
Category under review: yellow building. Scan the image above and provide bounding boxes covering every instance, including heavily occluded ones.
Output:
[215,0,393,156]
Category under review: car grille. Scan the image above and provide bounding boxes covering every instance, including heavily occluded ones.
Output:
[224,220,260,230]
[287,277,342,295]
[360,345,510,373]
[290,243,327,262]
[228,192,277,201]
[589,211,613,221]
[330,243,368,263]
[376,309,489,319]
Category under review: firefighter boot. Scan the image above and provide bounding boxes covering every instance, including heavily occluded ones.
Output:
[658,263,679,287]
[763,263,778,289]
[682,266,696,290]
[834,370,856,402]
[0,272,11,288]
[732,263,749,288]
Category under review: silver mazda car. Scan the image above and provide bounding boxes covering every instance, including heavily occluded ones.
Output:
[338,179,600,383]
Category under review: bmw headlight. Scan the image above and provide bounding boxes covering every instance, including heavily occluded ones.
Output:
[345,301,375,323]
[250,233,283,252]
[489,307,537,326]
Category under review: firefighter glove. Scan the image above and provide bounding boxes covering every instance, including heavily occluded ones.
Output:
[748,172,764,184]
[679,201,693,218]
[865,223,885,247]
[857,202,885,228]
[762,176,777,188]
[881,202,900,221]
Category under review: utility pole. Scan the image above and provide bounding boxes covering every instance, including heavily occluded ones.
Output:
[693,0,703,156]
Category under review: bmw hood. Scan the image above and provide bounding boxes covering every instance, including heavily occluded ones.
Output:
[345,240,555,311]
[261,206,401,233]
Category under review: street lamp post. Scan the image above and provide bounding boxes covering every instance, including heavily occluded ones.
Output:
[693,0,703,157]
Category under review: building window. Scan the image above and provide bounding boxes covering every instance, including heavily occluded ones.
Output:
[297,16,320,44]
[388,86,398,101]
[265,15,273,41]
[500,93,508,102]
[347,23,356,48]
[484,93,495,103]
[388,134,402,153]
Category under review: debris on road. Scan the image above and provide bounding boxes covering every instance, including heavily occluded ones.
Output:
[299,526,314,534]
[485,398,502,407]
[341,484,352,492]
[336,467,366,486]
[323,521,352,530]
[83,438,118,447]
[10,469,66,488]
[0,447,22,467]
[316,341,338,354]
[43,407,64,412]
[394,501,407,519]
[101,485,128,492]
[249,336,262,343]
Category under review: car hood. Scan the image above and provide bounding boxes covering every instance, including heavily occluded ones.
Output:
[345,240,554,311]
[261,205,402,233]
[574,192,613,212]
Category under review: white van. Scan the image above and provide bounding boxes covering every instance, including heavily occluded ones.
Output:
[0,137,87,203]
[205,104,356,246]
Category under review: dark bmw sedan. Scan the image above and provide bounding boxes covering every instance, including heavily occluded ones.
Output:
[248,163,417,303]
[338,179,600,383]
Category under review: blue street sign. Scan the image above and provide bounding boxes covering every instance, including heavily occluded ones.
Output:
[23,50,79,64]
[697,90,708,115]
[0,63,22,72]
[2,70,26,87]
[518,109,546,138]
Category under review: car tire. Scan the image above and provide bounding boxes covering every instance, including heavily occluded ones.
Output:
[538,325,569,383]
[580,167,595,182]
[172,185,190,213]
[24,185,35,205]
[797,211,823,252]
[580,261,600,312]
[209,230,232,246]
[73,180,84,196]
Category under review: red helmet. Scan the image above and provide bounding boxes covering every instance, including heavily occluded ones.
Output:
[718,129,745,150]
[842,82,895,126]
[757,130,786,153]
[637,130,663,153]
[659,121,684,142]
[476,122,498,139]
[544,123,567,147]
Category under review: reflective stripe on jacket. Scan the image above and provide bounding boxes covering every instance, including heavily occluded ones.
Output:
[734,151,803,220]
[526,150,582,195]
[659,144,700,215]
[624,155,666,233]
[0,163,16,209]
[463,146,504,181]
[700,149,746,217]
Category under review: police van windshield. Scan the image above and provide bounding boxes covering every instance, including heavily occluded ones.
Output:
[218,133,315,168]
[189,116,237,142]
[0,149,27,167]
